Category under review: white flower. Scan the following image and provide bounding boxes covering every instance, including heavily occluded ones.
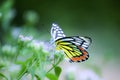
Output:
[27,40,51,52]
[30,40,43,50]
[19,35,33,42]
[2,44,16,54]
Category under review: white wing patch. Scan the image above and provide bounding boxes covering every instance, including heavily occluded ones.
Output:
[80,37,92,50]
[60,36,92,50]
[51,23,66,41]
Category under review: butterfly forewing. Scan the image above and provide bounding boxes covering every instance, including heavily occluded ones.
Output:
[51,23,66,41]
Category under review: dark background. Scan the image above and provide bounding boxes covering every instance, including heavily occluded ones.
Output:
[13,0,120,58]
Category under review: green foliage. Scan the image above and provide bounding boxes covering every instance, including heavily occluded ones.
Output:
[46,73,58,80]
[54,66,62,77]
[0,73,8,80]
[0,1,64,80]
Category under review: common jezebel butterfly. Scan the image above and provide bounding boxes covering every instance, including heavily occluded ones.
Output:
[51,23,92,62]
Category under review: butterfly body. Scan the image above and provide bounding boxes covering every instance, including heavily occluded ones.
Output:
[51,23,92,62]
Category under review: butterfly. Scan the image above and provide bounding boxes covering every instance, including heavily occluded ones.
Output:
[51,23,92,62]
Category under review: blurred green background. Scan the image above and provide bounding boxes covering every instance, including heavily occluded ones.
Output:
[0,0,120,80]
[15,0,120,58]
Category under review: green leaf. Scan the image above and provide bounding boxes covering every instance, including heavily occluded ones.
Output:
[17,64,27,80]
[54,66,62,77]
[0,73,8,80]
[0,65,5,69]
[46,73,58,80]
[35,74,41,80]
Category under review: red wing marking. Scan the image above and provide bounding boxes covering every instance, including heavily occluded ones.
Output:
[70,46,89,62]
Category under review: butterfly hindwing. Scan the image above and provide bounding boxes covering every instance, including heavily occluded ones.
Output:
[55,36,91,62]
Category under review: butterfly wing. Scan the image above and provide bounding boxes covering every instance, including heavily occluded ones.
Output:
[55,36,92,62]
[50,23,92,62]
[51,23,66,41]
